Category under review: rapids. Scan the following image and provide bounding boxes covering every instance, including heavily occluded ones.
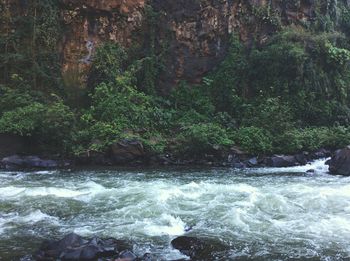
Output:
[0,159,350,260]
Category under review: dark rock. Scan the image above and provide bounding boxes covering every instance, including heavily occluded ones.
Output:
[247,157,258,167]
[266,155,297,167]
[327,146,350,176]
[306,169,315,173]
[295,153,308,165]
[60,248,82,261]
[171,236,205,258]
[138,253,153,261]
[312,148,331,159]
[34,233,124,261]
[118,250,137,261]
[233,162,246,169]
[110,139,146,164]
[171,236,226,260]
[1,155,60,170]
[76,150,111,166]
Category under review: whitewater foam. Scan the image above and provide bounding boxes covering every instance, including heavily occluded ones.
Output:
[1,160,350,260]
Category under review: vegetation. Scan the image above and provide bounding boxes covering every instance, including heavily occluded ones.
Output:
[1,1,350,161]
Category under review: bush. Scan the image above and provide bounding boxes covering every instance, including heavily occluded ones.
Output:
[242,97,294,135]
[277,127,350,154]
[0,100,75,153]
[234,127,273,154]
[175,123,233,156]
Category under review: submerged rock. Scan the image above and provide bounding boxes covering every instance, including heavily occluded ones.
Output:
[327,146,350,176]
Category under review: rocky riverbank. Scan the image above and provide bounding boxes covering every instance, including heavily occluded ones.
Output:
[0,142,335,171]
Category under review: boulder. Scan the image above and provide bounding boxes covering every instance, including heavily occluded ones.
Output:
[118,250,137,261]
[265,155,298,167]
[110,139,145,164]
[34,233,131,261]
[171,236,226,260]
[247,157,258,167]
[1,155,59,170]
[294,153,308,165]
[327,146,350,176]
[311,148,331,159]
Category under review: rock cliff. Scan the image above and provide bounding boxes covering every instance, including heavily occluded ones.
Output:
[60,0,321,89]
[3,0,336,89]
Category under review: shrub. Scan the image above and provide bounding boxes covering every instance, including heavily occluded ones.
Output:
[234,127,273,154]
[276,127,350,154]
[176,123,233,156]
[0,100,75,153]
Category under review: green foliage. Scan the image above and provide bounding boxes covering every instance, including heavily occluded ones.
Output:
[233,127,273,154]
[242,98,294,135]
[0,97,75,153]
[207,35,248,116]
[89,42,127,86]
[277,127,350,154]
[2,2,350,159]
[176,123,233,155]
[0,0,62,92]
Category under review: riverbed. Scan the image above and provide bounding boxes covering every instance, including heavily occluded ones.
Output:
[1,159,349,260]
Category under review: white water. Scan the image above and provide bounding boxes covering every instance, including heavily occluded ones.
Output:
[1,159,350,260]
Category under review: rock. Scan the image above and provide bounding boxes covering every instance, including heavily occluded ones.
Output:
[76,150,111,166]
[233,162,246,169]
[110,139,146,164]
[295,153,308,165]
[118,250,137,261]
[327,146,350,176]
[1,155,60,170]
[311,148,331,159]
[34,233,128,260]
[266,155,297,167]
[171,236,206,259]
[306,169,315,173]
[247,157,258,167]
[171,236,226,260]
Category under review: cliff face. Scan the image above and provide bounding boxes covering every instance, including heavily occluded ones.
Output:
[60,0,318,88]
[60,0,320,89]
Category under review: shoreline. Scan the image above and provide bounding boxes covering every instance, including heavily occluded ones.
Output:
[0,148,333,172]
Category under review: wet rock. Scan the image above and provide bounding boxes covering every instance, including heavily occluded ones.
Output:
[311,148,331,159]
[327,146,350,176]
[171,236,205,258]
[233,162,246,169]
[1,155,61,170]
[266,155,297,167]
[306,169,315,173]
[110,139,146,164]
[118,250,137,261]
[171,236,226,260]
[138,253,153,261]
[1,155,57,169]
[34,233,130,260]
[295,153,308,165]
[247,157,258,167]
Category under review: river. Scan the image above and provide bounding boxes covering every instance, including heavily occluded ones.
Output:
[0,159,350,260]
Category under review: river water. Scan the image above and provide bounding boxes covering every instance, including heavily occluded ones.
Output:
[0,159,350,260]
